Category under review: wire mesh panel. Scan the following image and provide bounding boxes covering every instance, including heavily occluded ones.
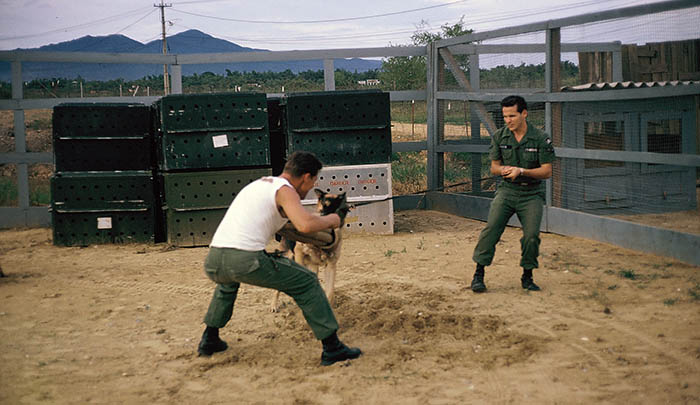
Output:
[154,93,270,171]
[52,103,153,172]
[556,96,697,215]
[283,90,392,166]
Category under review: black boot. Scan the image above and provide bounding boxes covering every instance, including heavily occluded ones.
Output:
[321,331,362,366]
[197,326,228,357]
[521,268,541,291]
[471,264,487,293]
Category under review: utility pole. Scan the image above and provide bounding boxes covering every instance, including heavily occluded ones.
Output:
[154,0,172,95]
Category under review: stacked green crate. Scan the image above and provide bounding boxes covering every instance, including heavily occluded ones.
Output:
[159,168,270,246]
[153,93,272,246]
[282,90,392,166]
[51,103,156,246]
[154,93,270,171]
[51,172,156,245]
[284,90,394,234]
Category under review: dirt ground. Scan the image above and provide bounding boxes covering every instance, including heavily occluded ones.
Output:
[1,210,699,404]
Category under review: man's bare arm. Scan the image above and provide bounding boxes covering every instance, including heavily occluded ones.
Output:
[276,186,340,233]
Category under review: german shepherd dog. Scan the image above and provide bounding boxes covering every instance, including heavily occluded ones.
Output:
[270,189,347,312]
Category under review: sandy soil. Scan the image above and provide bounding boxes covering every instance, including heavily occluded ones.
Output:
[1,210,699,404]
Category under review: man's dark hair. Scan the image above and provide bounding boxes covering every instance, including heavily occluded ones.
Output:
[283,151,323,178]
[501,95,527,113]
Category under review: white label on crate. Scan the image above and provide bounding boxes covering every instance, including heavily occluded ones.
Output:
[212,134,229,148]
[97,217,113,229]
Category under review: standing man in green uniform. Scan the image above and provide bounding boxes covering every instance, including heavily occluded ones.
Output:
[471,95,555,293]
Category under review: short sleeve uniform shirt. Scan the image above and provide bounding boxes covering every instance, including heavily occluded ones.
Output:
[488,123,555,190]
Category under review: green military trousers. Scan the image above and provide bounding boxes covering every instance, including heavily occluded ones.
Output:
[202,247,339,340]
[472,185,545,270]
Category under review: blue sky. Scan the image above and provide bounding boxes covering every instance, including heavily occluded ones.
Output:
[0,0,698,55]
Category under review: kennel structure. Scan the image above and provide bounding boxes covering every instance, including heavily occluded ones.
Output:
[45,90,395,246]
[557,87,697,214]
[153,92,272,247]
[283,90,395,235]
[50,103,158,246]
[301,163,394,235]
[1,0,699,264]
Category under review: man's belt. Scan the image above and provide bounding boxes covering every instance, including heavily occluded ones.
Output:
[503,180,542,189]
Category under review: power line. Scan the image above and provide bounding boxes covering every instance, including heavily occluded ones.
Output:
[70,9,160,52]
[169,0,610,47]
[0,6,152,41]
[116,8,159,35]
[169,0,469,24]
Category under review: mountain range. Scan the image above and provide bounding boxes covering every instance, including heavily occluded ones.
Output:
[0,29,383,81]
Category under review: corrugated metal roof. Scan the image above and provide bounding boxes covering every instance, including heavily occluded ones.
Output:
[561,80,699,92]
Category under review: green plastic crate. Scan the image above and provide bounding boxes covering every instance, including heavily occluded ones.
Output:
[156,130,270,171]
[52,209,155,246]
[155,93,268,133]
[52,103,154,171]
[283,90,392,165]
[163,207,227,247]
[53,103,152,139]
[50,171,157,246]
[54,138,153,172]
[51,171,156,212]
[160,168,271,210]
[154,93,270,170]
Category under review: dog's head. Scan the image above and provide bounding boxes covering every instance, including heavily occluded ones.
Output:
[313,189,347,216]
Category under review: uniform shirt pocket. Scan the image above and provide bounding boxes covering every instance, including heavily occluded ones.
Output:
[500,145,515,164]
[523,147,539,168]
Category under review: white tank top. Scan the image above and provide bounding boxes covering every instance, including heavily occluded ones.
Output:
[210,176,292,250]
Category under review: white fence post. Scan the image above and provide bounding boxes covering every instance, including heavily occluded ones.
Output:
[171,64,183,94]
[323,59,335,91]
[11,61,30,212]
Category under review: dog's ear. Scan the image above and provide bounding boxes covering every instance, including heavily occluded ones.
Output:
[314,188,325,199]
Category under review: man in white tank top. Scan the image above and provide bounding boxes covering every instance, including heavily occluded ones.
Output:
[198,151,361,366]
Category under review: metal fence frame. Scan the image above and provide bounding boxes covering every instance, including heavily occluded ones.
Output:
[1,0,699,265]
[412,0,700,265]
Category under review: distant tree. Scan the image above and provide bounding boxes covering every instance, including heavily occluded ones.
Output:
[380,17,473,91]
[298,70,324,82]
[379,53,426,90]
